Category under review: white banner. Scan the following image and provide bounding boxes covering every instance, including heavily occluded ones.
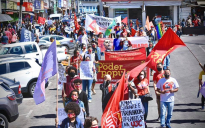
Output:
[120,37,149,48]
[120,99,145,128]
[85,14,121,33]
[80,61,93,80]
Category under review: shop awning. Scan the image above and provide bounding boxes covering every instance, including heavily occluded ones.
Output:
[197,0,205,5]
[0,14,13,22]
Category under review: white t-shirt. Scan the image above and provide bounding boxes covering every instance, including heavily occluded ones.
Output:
[156,77,179,102]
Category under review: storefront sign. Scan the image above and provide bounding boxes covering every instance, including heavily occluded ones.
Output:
[58,0,62,8]
[34,0,41,9]
[105,48,146,61]
[97,60,149,83]
[25,2,33,12]
[44,0,49,9]
[85,14,121,33]
[7,1,14,9]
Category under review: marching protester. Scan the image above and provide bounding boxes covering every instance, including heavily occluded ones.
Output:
[157,68,179,128]
[153,62,165,121]
[70,49,82,73]
[73,79,90,117]
[11,32,17,43]
[77,30,89,48]
[55,102,84,128]
[66,90,86,117]
[83,46,99,102]
[199,64,205,110]
[146,42,154,75]
[150,26,157,45]
[176,22,182,38]
[100,75,117,112]
[80,43,87,57]
[1,32,8,45]
[84,116,99,128]
[62,66,80,107]
[122,36,132,50]
[128,70,150,126]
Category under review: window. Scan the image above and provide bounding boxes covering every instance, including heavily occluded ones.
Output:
[0,47,10,55]
[9,46,23,54]
[0,64,7,75]
[56,36,64,40]
[0,83,10,91]
[9,62,30,73]
[41,37,50,41]
[24,44,37,53]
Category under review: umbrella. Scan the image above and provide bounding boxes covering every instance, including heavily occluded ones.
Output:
[62,16,70,22]
[0,14,13,22]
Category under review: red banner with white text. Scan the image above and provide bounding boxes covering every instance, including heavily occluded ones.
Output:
[97,60,149,83]
[105,48,146,61]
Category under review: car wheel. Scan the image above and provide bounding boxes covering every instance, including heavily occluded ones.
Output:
[29,81,36,97]
[0,113,8,128]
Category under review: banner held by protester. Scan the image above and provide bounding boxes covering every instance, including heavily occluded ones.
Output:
[80,61,93,80]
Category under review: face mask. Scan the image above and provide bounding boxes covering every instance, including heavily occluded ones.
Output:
[70,72,75,77]
[157,68,162,72]
[83,47,86,49]
[88,50,92,53]
[164,74,170,79]
[75,85,82,90]
[71,95,78,100]
[91,126,98,128]
[77,53,80,56]
[139,75,144,80]
[68,113,75,118]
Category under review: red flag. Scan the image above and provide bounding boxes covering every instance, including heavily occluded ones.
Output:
[101,72,126,128]
[38,17,46,24]
[145,16,151,31]
[74,13,80,30]
[121,17,128,25]
[146,28,186,71]
[131,28,136,37]
[128,61,150,80]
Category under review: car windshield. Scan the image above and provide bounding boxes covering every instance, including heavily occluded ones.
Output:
[0,47,10,55]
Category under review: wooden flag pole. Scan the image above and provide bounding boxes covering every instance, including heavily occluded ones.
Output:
[186,46,205,70]
[56,74,58,128]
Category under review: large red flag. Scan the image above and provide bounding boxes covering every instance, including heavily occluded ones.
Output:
[101,72,126,128]
[128,61,150,80]
[121,17,128,25]
[146,28,186,71]
[74,13,80,30]
[38,17,46,24]
[131,28,136,37]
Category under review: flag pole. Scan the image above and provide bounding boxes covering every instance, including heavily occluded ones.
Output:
[186,46,205,70]
[56,74,58,128]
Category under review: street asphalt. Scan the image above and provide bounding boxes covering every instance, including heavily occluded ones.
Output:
[9,35,205,128]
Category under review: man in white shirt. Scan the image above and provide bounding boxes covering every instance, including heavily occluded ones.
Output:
[77,31,89,48]
[156,68,179,128]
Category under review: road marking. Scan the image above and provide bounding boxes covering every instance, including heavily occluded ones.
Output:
[199,45,205,53]
[26,110,33,118]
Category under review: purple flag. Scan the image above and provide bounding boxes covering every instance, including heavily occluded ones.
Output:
[33,40,58,105]
[200,82,205,98]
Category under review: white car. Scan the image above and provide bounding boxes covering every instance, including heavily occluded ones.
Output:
[38,35,75,52]
[0,57,41,96]
[0,42,68,63]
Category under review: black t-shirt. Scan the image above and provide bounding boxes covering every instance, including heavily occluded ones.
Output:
[83,52,99,61]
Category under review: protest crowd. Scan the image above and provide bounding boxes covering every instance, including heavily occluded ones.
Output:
[1,10,205,128]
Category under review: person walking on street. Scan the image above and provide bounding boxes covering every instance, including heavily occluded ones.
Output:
[70,49,82,73]
[157,68,179,128]
[153,62,165,121]
[73,79,89,117]
[199,63,205,110]
[1,33,8,45]
[11,32,17,43]
[83,46,99,103]
[113,34,122,51]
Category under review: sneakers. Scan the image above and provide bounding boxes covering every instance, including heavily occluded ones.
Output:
[88,100,92,103]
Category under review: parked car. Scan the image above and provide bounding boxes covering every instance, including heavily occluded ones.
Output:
[0,80,19,128]
[0,57,41,96]
[0,76,23,105]
[0,42,68,64]
[38,35,75,52]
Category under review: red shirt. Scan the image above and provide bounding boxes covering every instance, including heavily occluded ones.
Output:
[134,78,149,96]
[153,71,165,83]
[70,56,82,69]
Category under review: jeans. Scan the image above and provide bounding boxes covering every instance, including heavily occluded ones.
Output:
[160,101,174,127]
[66,33,69,38]
[82,79,93,100]
[74,33,78,42]
[139,96,149,121]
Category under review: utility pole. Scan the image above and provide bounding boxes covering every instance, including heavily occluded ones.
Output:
[99,0,103,16]
[19,0,23,28]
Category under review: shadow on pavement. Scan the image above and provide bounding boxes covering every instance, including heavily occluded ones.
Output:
[173,108,205,112]
[29,126,55,128]
[171,119,205,124]
[49,88,57,90]
[34,114,56,118]
[174,103,201,106]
